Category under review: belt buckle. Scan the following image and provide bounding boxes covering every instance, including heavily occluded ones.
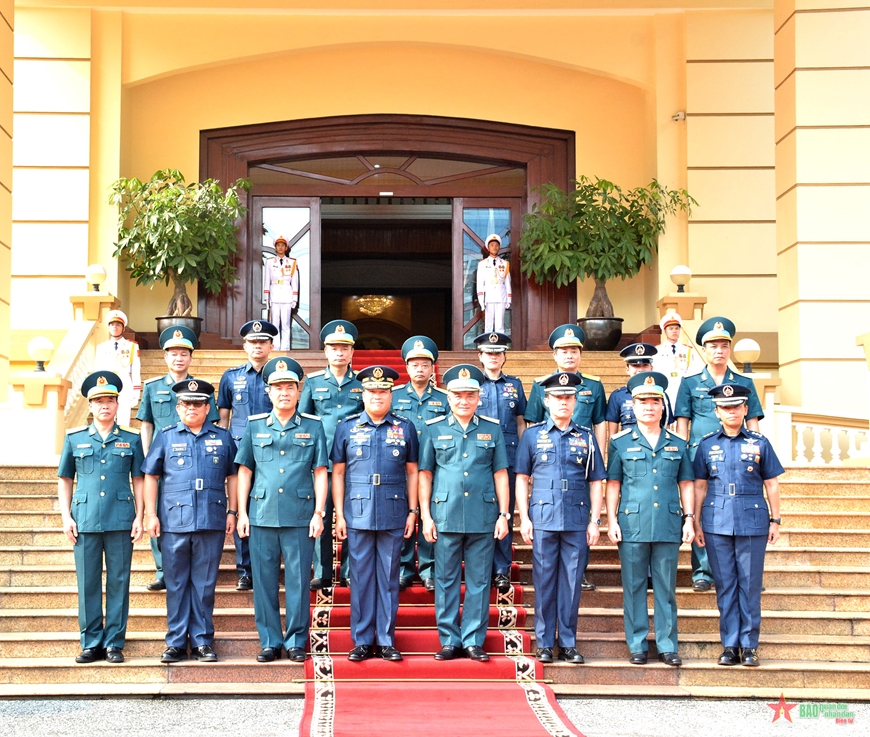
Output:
[561,479,569,492]
[728,484,736,496]
[195,478,204,491]
[372,474,381,486]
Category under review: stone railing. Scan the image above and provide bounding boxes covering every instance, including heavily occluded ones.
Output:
[773,406,869,466]
[55,321,100,428]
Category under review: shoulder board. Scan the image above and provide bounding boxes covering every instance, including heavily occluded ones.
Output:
[300,412,322,422]
[432,386,448,395]
[581,373,600,382]
[119,426,140,435]
[231,363,248,371]
[160,424,176,433]
[683,367,705,378]
[344,412,362,421]
[247,412,270,421]
[425,416,447,426]
[392,383,407,392]
[307,369,326,378]
[748,430,763,437]
[577,425,594,433]
[525,421,544,429]
[144,376,164,385]
[478,414,499,424]
[534,374,550,383]
[611,428,632,440]
[65,425,88,435]
[701,430,718,440]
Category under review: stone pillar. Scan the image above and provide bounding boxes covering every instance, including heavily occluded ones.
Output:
[775,0,870,417]
[0,2,12,402]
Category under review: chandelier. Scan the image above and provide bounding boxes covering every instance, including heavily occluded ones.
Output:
[355,295,394,317]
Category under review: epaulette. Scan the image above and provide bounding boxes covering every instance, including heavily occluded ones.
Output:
[683,367,705,378]
[160,424,176,433]
[611,428,632,440]
[581,373,600,382]
[300,412,322,422]
[701,430,718,440]
[307,369,326,378]
[65,425,87,435]
[344,412,362,422]
[425,415,447,425]
[119,426,140,435]
[432,386,448,394]
[392,383,406,392]
[534,374,550,383]
[525,421,544,429]
[577,425,594,433]
[247,412,270,421]
[748,430,763,437]
[478,414,499,424]
[144,376,164,385]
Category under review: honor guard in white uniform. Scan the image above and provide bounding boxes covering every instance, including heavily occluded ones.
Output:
[262,235,299,351]
[93,310,141,426]
[476,233,512,333]
[651,312,702,410]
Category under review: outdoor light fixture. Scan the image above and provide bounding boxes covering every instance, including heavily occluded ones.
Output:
[733,338,761,373]
[670,265,691,293]
[28,336,55,372]
[355,295,394,317]
[86,264,107,292]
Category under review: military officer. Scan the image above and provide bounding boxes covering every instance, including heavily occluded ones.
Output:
[137,325,219,591]
[651,312,703,410]
[298,319,365,589]
[419,364,510,662]
[693,383,784,667]
[142,379,239,663]
[93,309,141,426]
[606,372,695,667]
[474,331,527,592]
[390,335,447,592]
[262,235,299,350]
[515,372,605,665]
[217,319,278,591]
[476,234,512,333]
[235,357,329,663]
[333,366,419,662]
[674,316,764,593]
[606,343,673,439]
[58,371,145,664]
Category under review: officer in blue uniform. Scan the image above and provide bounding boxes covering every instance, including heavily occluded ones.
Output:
[419,364,511,662]
[390,335,446,592]
[235,357,329,663]
[674,317,764,593]
[217,319,278,591]
[606,343,673,438]
[606,372,695,667]
[142,379,239,663]
[515,372,605,664]
[299,320,365,589]
[138,325,219,591]
[693,383,784,667]
[474,331,527,592]
[58,371,145,664]
[333,366,419,662]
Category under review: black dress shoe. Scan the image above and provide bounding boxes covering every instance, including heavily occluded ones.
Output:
[193,645,217,662]
[423,578,436,592]
[105,647,124,664]
[339,577,350,588]
[161,646,186,663]
[434,645,462,661]
[465,645,490,662]
[535,647,554,663]
[236,575,253,591]
[629,652,648,665]
[75,647,103,664]
[399,577,413,591]
[493,573,511,593]
[658,651,682,666]
[380,646,403,662]
[692,579,712,592]
[581,577,596,592]
[146,579,166,591]
[287,647,307,662]
[718,647,740,666]
[348,645,374,662]
[257,647,281,663]
[741,648,760,667]
[309,578,332,591]
[557,647,585,664]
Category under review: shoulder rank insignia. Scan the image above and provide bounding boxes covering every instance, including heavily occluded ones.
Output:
[247,412,270,421]
[144,376,164,385]
[581,373,600,382]
[300,412,322,421]
[119,426,140,435]
[65,425,88,435]
[307,369,326,379]
[391,383,407,392]
[477,414,499,424]
[425,415,447,425]
[611,428,632,439]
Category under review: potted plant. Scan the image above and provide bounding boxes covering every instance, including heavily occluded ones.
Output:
[518,175,696,349]
[110,168,251,337]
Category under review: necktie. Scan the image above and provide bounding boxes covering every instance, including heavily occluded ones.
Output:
[114,341,119,351]
[672,345,676,354]
[280,258,284,265]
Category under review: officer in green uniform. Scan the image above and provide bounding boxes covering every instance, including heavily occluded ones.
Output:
[58,371,145,664]
[298,320,365,589]
[674,316,764,592]
[606,372,695,667]
[236,357,329,663]
[390,335,447,591]
[137,325,219,591]
[419,364,510,662]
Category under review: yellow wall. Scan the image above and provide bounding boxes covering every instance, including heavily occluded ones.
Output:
[0,0,11,401]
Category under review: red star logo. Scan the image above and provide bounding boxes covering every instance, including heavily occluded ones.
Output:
[767,693,797,722]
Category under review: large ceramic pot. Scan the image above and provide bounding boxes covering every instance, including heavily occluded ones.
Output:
[576,317,623,351]
[155,315,204,340]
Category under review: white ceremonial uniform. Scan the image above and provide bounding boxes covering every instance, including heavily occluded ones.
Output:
[652,341,703,409]
[263,256,299,350]
[93,337,141,425]
[476,256,512,333]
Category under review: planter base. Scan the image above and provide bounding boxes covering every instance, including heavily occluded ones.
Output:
[576,317,623,351]
[156,315,203,341]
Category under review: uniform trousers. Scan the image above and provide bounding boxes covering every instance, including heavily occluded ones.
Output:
[704,532,767,649]
[116,390,135,427]
[271,302,293,351]
[492,470,516,577]
[688,447,714,584]
[74,530,133,649]
[532,529,586,649]
[434,532,495,648]
[399,523,435,581]
[313,476,350,581]
[617,541,680,654]
[483,302,507,333]
[162,530,225,648]
[150,478,164,581]
[250,525,314,650]
[347,527,404,646]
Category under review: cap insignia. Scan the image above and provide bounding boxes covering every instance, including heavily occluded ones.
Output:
[188,380,198,392]
[252,321,262,333]
[173,329,183,339]
[644,375,655,385]
[558,373,569,386]
[336,324,345,333]
[635,344,644,355]
[489,333,498,343]
[723,385,734,397]
[565,328,574,338]
[414,340,424,350]
[459,368,470,379]
[97,376,108,387]
[276,360,287,372]
[714,321,723,331]
[373,367,384,379]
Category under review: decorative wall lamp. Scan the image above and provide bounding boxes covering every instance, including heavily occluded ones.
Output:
[733,338,761,373]
[669,265,692,293]
[86,264,107,292]
[27,336,55,373]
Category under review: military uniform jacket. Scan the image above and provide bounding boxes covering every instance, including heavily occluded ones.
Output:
[58,424,144,532]
[605,385,674,429]
[218,363,273,441]
[419,414,509,534]
[137,374,220,431]
[515,419,606,532]
[140,421,238,533]
[297,367,364,454]
[93,337,141,395]
[607,428,693,543]
[479,373,527,468]
[674,369,764,448]
[524,372,606,427]
[476,256,512,305]
[693,427,784,536]
[262,255,299,305]
[390,383,449,436]
[235,411,329,528]
[331,411,419,531]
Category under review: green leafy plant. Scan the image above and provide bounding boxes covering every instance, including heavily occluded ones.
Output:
[110,169,251,317]
[518,176,696,317]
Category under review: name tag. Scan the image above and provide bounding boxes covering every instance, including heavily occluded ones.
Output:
[427,401,443,407]
[157,391,170,395]
[578,390,592,396]
[664,446,679,452]
[205,439,223,447]
[115,442,130,449]
[295,433,311,439]
[437,435,452,441]
[477,433,492,441]
[77,443,91,448]
[171,444,187,450]
[256,433,270,438]
[315,388,330,392]
[626,447,642,452]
